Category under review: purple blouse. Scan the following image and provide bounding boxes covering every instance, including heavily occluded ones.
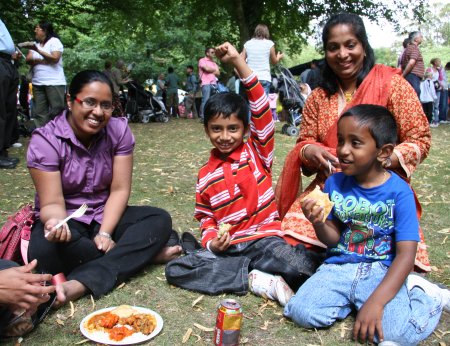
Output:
[27,111,135,224]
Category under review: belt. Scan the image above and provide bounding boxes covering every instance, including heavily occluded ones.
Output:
[0,52,12,61]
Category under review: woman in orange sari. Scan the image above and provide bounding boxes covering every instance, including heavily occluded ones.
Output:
[276,13,431,271]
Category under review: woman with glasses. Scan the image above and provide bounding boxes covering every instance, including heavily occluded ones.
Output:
[25,21,66,128]
[26,70,182,307]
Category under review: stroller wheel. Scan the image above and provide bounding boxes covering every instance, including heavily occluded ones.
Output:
[141,113,150,123]
[281,124,289,134]
[161,115,169,123]
[287,126,299,137]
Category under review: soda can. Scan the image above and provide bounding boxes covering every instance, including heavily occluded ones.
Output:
[214,299,243,346]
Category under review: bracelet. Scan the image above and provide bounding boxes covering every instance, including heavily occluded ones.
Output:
[97,231,112,240]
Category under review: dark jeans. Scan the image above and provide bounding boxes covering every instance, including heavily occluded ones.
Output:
[165,236,322,295]
[439,89,448,121]
[28,206,172,297]
[404,73,421,99]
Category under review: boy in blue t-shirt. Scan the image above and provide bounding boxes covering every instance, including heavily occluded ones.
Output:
[284,104,449,345]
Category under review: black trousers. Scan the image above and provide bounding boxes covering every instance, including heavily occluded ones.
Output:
[28,206,172,297]
[422,102,433,123]
[0,57,19,153]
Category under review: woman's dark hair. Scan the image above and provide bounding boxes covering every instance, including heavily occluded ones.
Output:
[204,92,249,129]
[339,104,398,147]
[38,21,60,43]
[319,13,375,96]
[68,70,114,101]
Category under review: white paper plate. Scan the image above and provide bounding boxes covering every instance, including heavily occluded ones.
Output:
[80,306,163,345]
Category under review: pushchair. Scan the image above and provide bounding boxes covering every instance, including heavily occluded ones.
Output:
[125,81,169,123]
[275,66,306,136]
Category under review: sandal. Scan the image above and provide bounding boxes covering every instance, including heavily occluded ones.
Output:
[181,232,202,254]
[166,230,181,247]
[2,292,56,338]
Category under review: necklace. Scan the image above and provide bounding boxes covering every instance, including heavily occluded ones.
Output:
[339,86,357,103]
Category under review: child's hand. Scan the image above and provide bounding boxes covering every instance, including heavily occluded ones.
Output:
[353,299,384,344]
[301,198,325,226]
[209,231,231,253]
[215,43,241,64]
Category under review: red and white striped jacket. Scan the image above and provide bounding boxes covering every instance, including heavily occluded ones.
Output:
[195,72,282,248]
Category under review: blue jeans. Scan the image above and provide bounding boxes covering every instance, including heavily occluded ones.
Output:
[260,80,271,96]
[433,90,441,122]
[284,262,443,345]
[439,89,448,121]
[200,84,215,118]
[405,73,421,99]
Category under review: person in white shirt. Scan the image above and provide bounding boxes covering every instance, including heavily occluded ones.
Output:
[241,24,283,95]
[25,21,66,128]
[420,69,437,126]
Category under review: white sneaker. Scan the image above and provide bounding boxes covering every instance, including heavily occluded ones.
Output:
[407,274,450,312]
[248,269,294,306]
[11,142,22,148]
[429,122,439,128]
[378,341,401,346]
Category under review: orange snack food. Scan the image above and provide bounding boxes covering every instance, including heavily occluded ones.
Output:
[109,326,134,341]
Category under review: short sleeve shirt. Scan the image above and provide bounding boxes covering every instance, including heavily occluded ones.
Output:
[324,172,419,266]
[27,112,135,224]
[31,37,66,85]
[401,44,424,79]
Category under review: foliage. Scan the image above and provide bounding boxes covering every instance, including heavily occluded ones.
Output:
[1,0,434,82]
[1,120,449,346]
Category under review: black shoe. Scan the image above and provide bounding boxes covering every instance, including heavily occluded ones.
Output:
[7,157,19,164]
[181,232,202,254]
[0,158,16,169]
[166,230,181,247]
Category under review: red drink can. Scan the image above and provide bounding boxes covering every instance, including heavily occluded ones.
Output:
[214,299,243,346]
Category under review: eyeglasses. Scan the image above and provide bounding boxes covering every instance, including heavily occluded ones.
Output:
[74,97,114,112]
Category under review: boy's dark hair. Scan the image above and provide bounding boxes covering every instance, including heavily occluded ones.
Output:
[168,66,174,73]
[339,104,398,148]
[203,93,249,129]
[187,65,194,70]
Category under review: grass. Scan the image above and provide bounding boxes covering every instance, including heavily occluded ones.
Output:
[0,119,449,345]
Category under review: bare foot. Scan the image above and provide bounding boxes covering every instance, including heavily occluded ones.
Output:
[54,280,87,308]
[152,245,182,264]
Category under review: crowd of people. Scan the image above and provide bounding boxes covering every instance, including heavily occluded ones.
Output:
[1,12,450,346]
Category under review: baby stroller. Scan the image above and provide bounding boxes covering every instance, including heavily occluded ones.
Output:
[275,66,306,136]
[125,81,169,123]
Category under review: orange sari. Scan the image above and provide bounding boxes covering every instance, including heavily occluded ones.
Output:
[276,64,432,272]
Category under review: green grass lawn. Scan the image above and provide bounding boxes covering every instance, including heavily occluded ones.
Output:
[1,119,449,345]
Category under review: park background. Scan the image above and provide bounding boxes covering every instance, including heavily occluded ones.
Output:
[0,0,449,344]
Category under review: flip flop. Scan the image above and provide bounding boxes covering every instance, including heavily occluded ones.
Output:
[181,232,202,254]
[166,230,181,247]
[1,292,57,338]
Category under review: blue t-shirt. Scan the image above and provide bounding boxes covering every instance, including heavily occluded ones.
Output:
[324,172,419,266]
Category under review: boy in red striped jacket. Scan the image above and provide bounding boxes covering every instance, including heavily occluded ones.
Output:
[193,42,319,305]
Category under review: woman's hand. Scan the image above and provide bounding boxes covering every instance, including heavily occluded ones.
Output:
[44,218,71,242]
[303,145,339,177]
[209,231,231,253]
[94,233,116,253]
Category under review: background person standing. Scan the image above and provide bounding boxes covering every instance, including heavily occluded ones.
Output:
[25,21,66,128]
[198,47,220,122]
[401,31,424,98]
[0,18,20,169]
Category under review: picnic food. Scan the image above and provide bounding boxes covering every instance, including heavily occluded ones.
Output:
[84,305,157,342]
[301,186,334,223]
[218,223,232,237]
